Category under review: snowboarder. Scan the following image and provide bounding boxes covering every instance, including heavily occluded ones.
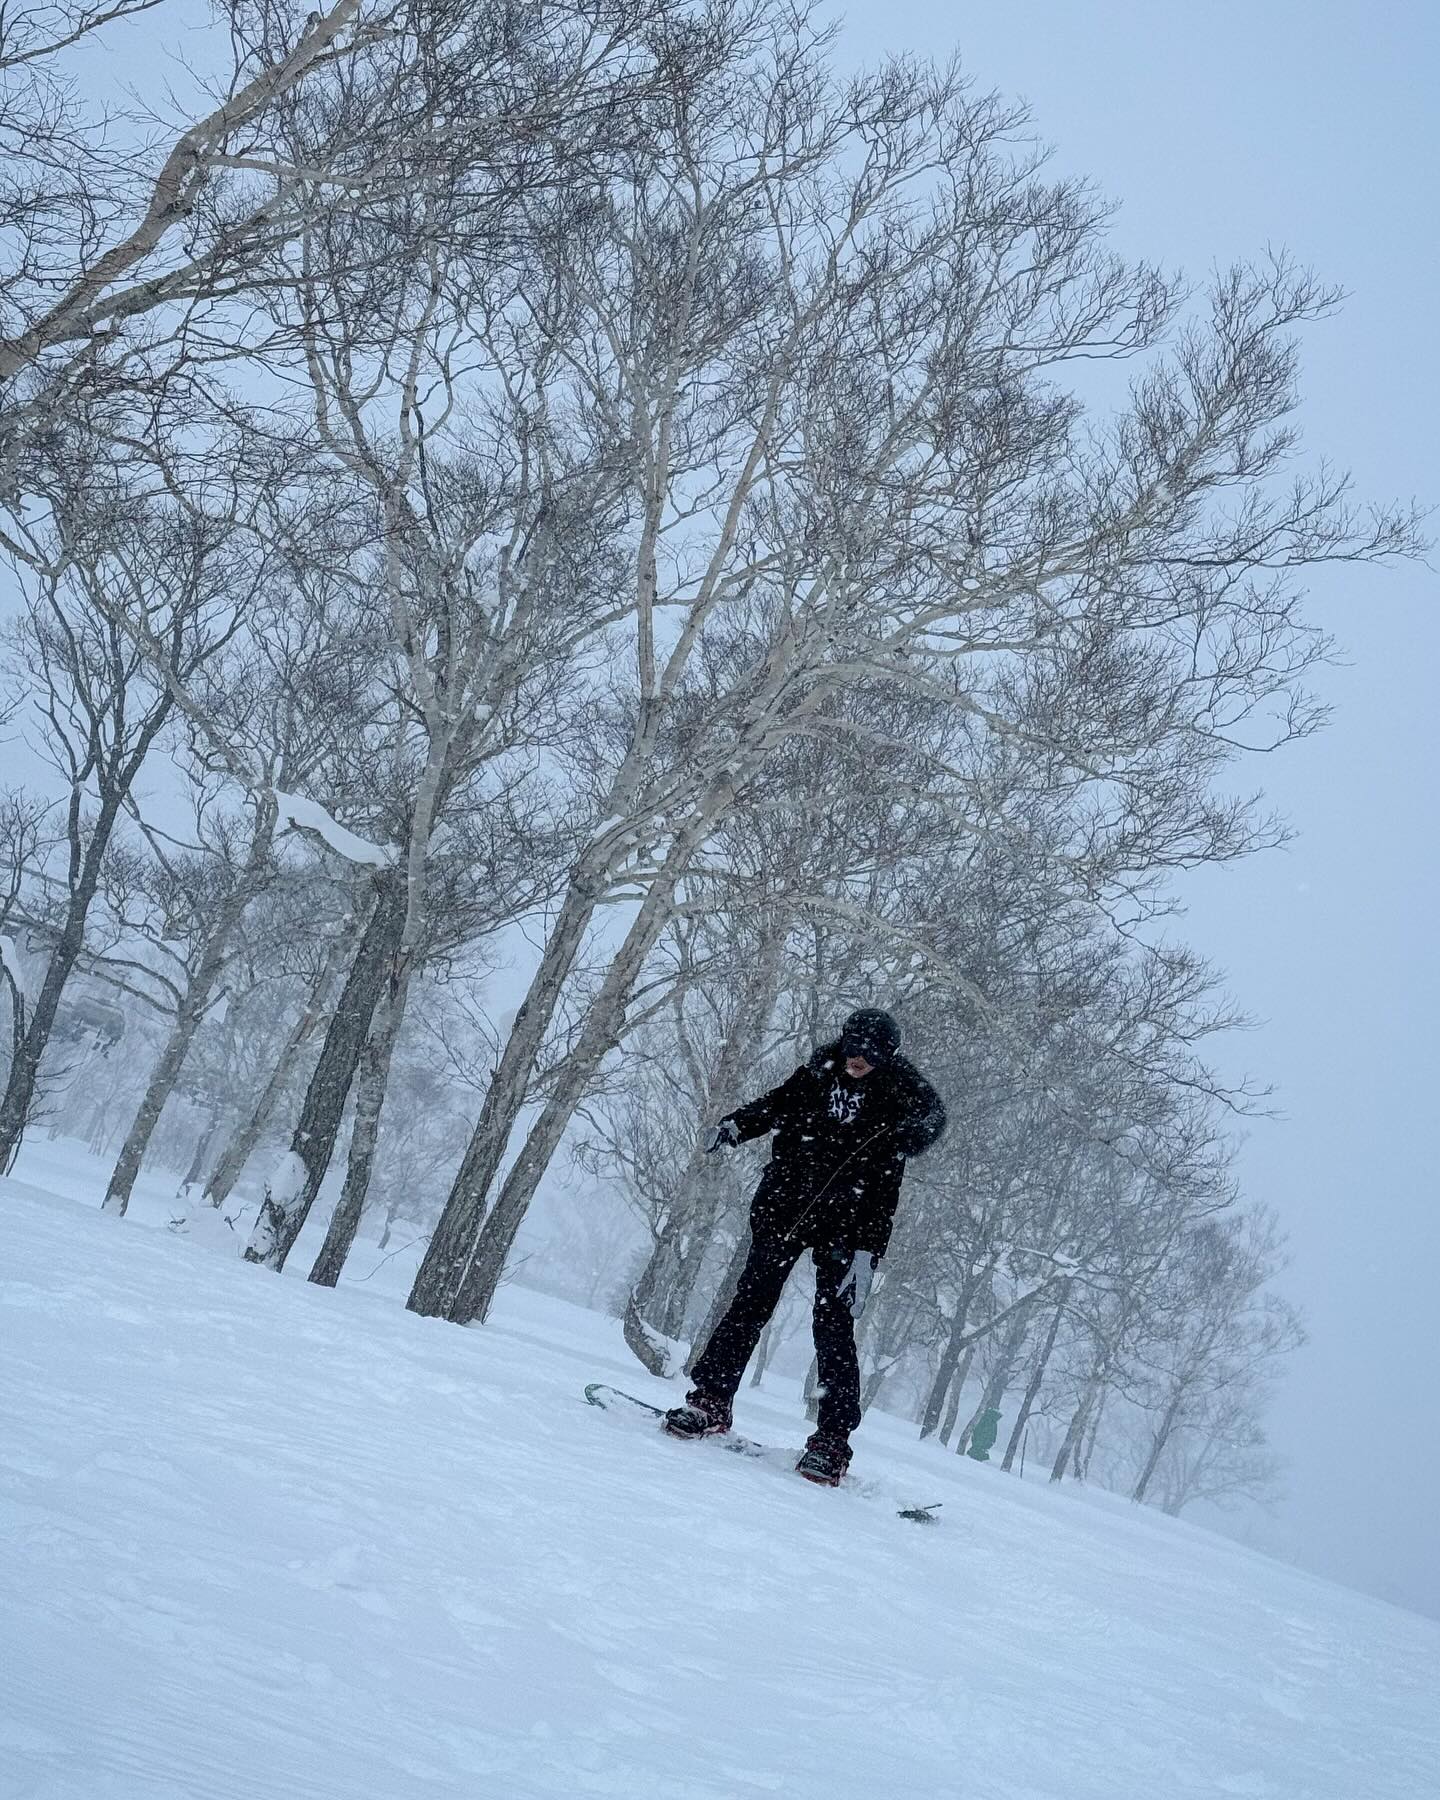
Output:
[663,1009,946,1485]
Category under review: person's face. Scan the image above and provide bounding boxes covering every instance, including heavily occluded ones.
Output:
[845,1054,875,1079]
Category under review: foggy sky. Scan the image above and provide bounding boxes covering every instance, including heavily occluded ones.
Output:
[837,0,1440,1618]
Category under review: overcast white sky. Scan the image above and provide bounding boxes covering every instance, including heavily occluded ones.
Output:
[837,0,1440,1618]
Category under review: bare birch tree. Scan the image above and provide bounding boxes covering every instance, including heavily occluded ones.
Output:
[1128,1208,1303,1505]
[0,491,253,1169]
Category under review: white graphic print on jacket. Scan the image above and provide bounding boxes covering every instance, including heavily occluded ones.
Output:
[827,1081,863,1126]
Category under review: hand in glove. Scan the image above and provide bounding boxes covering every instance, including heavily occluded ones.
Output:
[706,1117,741,1154]
[835,1248,880,1319]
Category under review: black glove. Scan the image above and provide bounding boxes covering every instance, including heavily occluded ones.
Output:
[835,1249,880,1318]
[706,1118,741,1154]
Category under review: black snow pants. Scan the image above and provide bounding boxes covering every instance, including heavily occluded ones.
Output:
[688,1235,863,1438]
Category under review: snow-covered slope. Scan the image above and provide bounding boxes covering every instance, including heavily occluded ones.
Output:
[3,1149,1437,1800]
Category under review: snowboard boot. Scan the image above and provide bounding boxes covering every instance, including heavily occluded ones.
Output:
[795,1431,852,1486]
[662,1390,733,1440]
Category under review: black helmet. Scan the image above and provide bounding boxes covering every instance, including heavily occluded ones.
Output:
[839,1008,901,1065]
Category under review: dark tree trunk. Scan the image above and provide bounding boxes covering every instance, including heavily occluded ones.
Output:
[101,978,214,1215]
[955,1304,1033,1456]
[0,798,123,1173]
[920,1304,971,1439]
[1001,1286,1068,1472]
[628,1151,729,1354]
[749,1315,776,1387]
[1076,1386,1109,1481]
[1050,1373,1102,1484]
[178,1105,223,1198]
[406,874,602,1317]
[802,1353,820,1424]
[377,1197,399,1250]
[443,863,691,1327]
[918,1255,997,1439]
[409,811,740,1326]
[1132,1394,1184,1503]
[244,876,404,1271]
[661,1177,730,1339]
[308,967,407,1288]
[625,926,783,1354]
[103,805,275,1217]
[938,1346,974,1447]
[201,922,357,1213]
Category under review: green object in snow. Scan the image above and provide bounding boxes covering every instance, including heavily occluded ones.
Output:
[967,1408,1001,1461]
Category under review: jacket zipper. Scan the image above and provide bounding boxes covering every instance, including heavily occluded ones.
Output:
[783,1124,896,1243]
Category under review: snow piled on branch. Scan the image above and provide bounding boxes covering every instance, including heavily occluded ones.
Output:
[274,791,395,868]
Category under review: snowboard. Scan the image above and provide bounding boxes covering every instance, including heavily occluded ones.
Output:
[583,1383,943,1524]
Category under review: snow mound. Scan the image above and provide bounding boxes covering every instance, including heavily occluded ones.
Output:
[3,1164,1438,1800]
[169,1202,245,1255]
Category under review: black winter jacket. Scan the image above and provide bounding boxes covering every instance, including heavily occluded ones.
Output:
[724,1042,946,1257]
